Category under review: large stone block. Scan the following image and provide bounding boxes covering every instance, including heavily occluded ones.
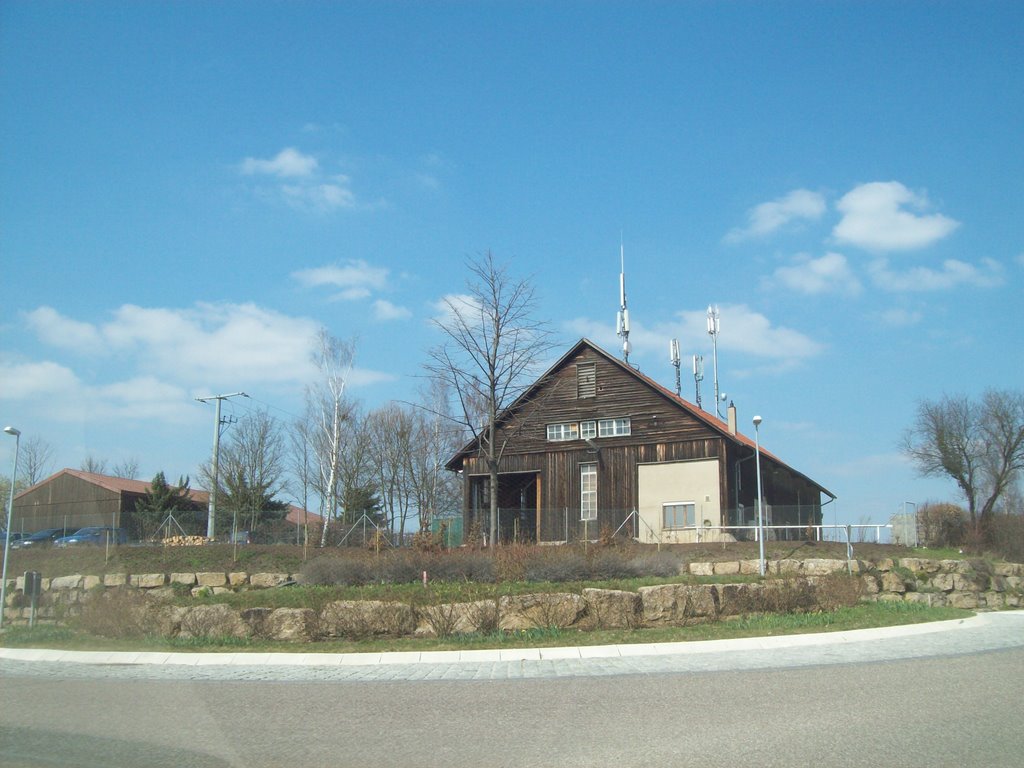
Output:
[947,591,979,609]
[499,593,586,631]
[50,575,83,590]
[104,573,129,587]
[802,558,847,576]
[880,571,907,594]
[582,588,641,629]
[131,573,167,589]
[249,572,290,589]
[170,573,197,586]
[195,572,228,588]
[638,583,719,624]
[689,562,714,577]
[227,572,249,587]
[267,608,318,641]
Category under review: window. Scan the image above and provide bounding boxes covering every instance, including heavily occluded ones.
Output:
[546,422,579,442]
[580,420,596,439]
[598,417,631,437]
[577,362,596,398]
[580,462,597,520]
[663,502,696,529]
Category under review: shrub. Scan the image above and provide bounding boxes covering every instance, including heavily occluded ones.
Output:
[300,555,373,586]
[983,514,1024,563]
[75,587,153,638]
[812,573,865,612]
[524,548,589,582]
[627,549,685,578]
[917,502,967,548]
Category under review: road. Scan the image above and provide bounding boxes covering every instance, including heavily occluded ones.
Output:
[2,612,1023,768]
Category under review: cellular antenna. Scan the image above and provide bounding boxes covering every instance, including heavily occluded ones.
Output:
[669,339,681,396]
[616,239,631,362]
[707,304,723,419]
[692,354,704,409]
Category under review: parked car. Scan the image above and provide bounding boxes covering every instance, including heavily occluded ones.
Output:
[11,527,72,549]
[1,530,26,544]
[54,527,129,547]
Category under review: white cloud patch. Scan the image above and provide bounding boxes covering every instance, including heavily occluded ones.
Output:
[14,302,395,425]
[868,257,1004,291]
[292,260,390,301]
[765,252,862,296]
[726,189,826,242]
[240,147,318,178]
[238,148,365,212]
[431,293,483,327]
[281,178,357,212]
[373,299,412,321]
[833,181,959,251]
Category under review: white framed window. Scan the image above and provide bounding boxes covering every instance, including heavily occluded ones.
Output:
[577,362,597,398]
[598,417,631,437]
[580,420,596,439]
[580,462,597,520]
[547,422,579,442]
[663,502,696,529]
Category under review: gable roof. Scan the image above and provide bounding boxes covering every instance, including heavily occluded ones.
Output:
[448,338,834,498]
[15,469,325,521]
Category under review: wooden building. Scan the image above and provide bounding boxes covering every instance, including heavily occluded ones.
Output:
[446,339,834,544]
[10,469,321,541]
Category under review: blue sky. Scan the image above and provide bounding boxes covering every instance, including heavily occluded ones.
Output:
[2,1,1022,527]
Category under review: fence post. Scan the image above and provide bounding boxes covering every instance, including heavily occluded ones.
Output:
[845,524,854,574]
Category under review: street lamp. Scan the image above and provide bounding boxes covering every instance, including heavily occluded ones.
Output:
[752,416,766,577]
[1,426,21,629]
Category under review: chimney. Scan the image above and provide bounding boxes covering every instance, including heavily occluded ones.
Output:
[727,400,737,436]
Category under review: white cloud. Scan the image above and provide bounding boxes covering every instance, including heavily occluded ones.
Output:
[432,293,483,327]
[726,189,826,242]
[868,257,1004,291]
[565,305,824,374]
[0,360,81,399]
[833,181,959,251]
[292,260,390,301]
[240,147,318,178]
[373,299,412,321]
[281,179,356,212]
[765,252,862,296]
[24,306,103,352]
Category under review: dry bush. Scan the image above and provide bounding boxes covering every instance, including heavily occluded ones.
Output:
[983,515,1024,563]
[74,587,153,638]
[300,555,373,586]
[418,602,461,638]
[760,578,817,614]
[494,544,531,581]
[524,547,589,582]
[812,573,865,611]
[917,502,967,548]
[627,549,685,578]
[465,599,499,634]
[586,549,637,580]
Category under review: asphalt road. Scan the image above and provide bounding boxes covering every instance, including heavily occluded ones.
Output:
[2,613,1023,768]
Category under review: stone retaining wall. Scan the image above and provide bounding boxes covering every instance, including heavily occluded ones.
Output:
[3,558,1021,639]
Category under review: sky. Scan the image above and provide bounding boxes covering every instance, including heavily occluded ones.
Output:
[2,1,1022,529]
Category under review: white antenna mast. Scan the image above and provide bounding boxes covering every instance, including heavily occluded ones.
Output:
[707,304,723,419]
[692,354,704,409]
[669,339,681,396]
[616,239,631,363]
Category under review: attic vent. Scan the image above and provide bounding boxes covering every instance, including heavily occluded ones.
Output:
[577,363,596,399]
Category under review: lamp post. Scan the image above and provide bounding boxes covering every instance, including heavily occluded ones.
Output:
[752,415,766,577]
[1,426,21,630]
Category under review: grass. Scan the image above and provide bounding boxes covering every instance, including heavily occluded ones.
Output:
[0,602,972,654]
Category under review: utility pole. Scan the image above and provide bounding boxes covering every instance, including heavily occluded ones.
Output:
[196,392,247,539]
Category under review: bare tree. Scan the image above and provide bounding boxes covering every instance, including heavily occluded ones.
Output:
[200,408,287,534]
[111,457,140,479]
[80,456,107,475]
[305,329,356,546]
[902,389,1024,528]
[20,436,55,486]
[367,403,417,542]
[410,379,463,532]
[425,251,553,546]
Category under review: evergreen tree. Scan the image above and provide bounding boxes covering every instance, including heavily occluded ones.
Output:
[133,472,196,539]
